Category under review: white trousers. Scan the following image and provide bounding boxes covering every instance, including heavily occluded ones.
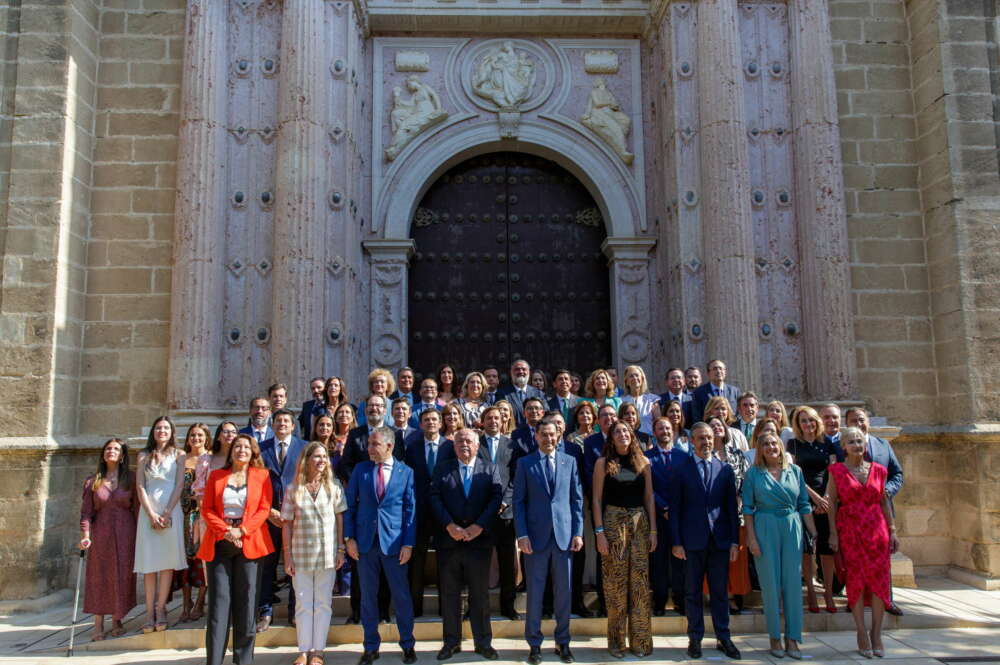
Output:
[293,568,336,653]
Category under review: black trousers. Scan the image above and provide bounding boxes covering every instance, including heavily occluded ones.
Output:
[259,521,294,618]
[438,546,493,648]
[207,540,260,665]
[649,513,685,611]
[494,517,517,614]
[349,557,390,619]
[409,524,438,617]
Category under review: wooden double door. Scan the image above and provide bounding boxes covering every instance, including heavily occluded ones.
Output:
[407,152,611,382]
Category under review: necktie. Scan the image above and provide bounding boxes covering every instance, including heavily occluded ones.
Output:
[376,463,385,501]
[488,437,496,462]
[701,459,710,490]
[255,431,263,445]
[278,440,287,465]
[427,442,437,471]
[544,454,555,493]
[560,398,567,417]
[462,465,472,497]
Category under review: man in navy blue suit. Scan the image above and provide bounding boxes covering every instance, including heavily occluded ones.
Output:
[670,422,741,660]
[429,428,503,660]
[390,397,416,442]
[821,403,846,461]
[513,421,584,665]
[646,416,690,616]
[658,367,694,428]
[257,408,307,632]
[547,369,579,421]
[498,359,547,426]
[297,376,327,441]
[483,365,501,405]
[389,366,416,406]
[845,407,905,616]
[344,428,417,665]
[690,359,741,424]
[240,396,274,445]
[511,397,547,462]
[408,377,443,428]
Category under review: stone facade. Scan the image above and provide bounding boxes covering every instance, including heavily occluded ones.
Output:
[0,0,997,598]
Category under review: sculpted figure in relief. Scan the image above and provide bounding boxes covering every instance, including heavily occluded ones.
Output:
[580,78,634,165]
[385,75,448,161]
[472,41,536,109]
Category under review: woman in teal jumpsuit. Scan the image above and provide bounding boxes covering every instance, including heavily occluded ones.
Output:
[743,432,818,659]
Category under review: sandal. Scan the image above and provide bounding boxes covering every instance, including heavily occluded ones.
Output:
[140,623,155,634]
[109,624,126,638]
[91,631,105,642]
[293,654,308,665]
[154,605,168,632]
[308,654,325,665]
[190,607,205,622]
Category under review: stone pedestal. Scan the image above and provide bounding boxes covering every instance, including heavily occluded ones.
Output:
[789,0,855,399]
[167,0,229,411]
[696,0,760,389]
[602,237,657,369]
[363,240,416,372]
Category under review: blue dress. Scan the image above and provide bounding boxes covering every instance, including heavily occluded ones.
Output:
[742,464,812,642]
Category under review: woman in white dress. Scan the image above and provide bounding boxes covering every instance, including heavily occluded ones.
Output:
[134,416,187,632]
[620,365,659,435]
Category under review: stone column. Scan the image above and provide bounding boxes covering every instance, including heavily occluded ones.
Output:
[789,0,856,399]
[270,0,329,398]
[363,240,416,372]
[167,0,228,411]
[696,0,761,389]
[602,237,657,370]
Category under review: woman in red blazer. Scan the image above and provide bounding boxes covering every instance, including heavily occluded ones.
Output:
[198,434,274,665]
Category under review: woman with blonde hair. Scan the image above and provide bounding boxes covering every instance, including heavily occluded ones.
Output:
[79,438,138,640]
[592,421,657,657]
[440,402,465,440]
[743,432,816,659]
[581,368,622,412]
[283,442,348,665]
[703,395,749,451]
[357,369,395,427]
[457,371,488,427]
[765,400,795,444]
[494,399,516,436]
[620,365,658,435]
[787,405,839,614]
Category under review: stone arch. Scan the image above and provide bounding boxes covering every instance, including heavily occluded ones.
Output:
[373,119,644,241]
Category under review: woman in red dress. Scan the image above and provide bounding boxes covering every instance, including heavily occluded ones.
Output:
[828,426,900,659]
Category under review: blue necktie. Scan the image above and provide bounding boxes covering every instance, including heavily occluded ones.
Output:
[462,465,472,497]
[544,455,555,493]
[427,443,437,472]
[488,437,496,462]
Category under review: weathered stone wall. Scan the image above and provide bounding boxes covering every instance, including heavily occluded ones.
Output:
[83,0,183,436]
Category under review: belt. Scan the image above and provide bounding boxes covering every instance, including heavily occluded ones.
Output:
[225,517,243,526]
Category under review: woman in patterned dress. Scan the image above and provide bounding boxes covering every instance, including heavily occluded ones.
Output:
[175,423,210,622]
[79,438,138,640]
[828,427,900,658]
[456,371,488,428]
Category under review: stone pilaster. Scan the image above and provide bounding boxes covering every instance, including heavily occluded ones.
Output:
[696,0,760,389]
[603,238,657,370]
[789,0,855,399]
[167,0,228,411]
[362,240,415,372]
[271,0,330,398]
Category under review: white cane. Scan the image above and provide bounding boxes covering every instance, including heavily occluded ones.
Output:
[67,549,85,657]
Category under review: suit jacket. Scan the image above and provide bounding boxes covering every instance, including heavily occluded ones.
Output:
[657,391,694,429]
[635,430,652,448]
[344,459,416,556]
[511,424,537,460]
[690,382,741,424]
[197,466,275,561]
[582,431,609,494]
[429,457,503,549]
[512,449,583,552]
[389,390,416,406]
[394,426,417,451]
[865,434,903,499]
[403,434,455,516]
[338,425,405,485]
[645,445,689,514]
[246,417,300,439]
[825,432,846,462]
[480,433,515,518]
[240,424,274,446]
[669,454,739,551]
[298,399,324,440]
[408,402,443,428]
[497,385,547,426]
[260,435,307,509]
[547,394,580,421]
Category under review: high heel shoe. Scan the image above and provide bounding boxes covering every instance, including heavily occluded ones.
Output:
[154,605,168,632]
[825,602,838,614]
[870,630,885,657]
[857,631,873,659]
[808,605,820,614]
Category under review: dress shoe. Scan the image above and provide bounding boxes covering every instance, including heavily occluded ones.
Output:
[502,609,521,621]
[728,606,743,616]
[358,651,379,665]
[541,611,553,620]
[256,615,272,633]
[885,602,904,617]
[527,646,542,665]
[402,648,417,664]
[474,646,499,660]
[652,609,665,617]
[572,606,593,618]
[345,614,360,625]
[380,614,390,623]
[686,639,702,659]
[437,644,461,661]
[716,638,741,660]
[554,644,574,663]
[673,602,685,616]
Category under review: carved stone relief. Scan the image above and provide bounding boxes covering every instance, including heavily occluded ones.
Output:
[472,40,537,109]
[385,75,449,161]
[580,78,634,164]
[614,259,651,363]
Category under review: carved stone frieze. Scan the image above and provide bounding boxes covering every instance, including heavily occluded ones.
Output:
[472,40,537,109]
[580,78,633,165]
[385,75,449,161]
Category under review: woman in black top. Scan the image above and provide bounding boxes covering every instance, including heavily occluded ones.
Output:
[787,405,839,614]
[592,422,657,658]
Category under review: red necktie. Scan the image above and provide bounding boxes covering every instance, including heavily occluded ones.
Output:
[376,463,385,501]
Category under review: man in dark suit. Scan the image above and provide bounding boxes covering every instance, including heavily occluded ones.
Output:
[429,428,503,660]
[257,408,307,632]
[403,408,453,617]
[690,359,740,424]
[483,365,501,405]
[581,402,616,618]
[670,422,741,660]
[344,428,417,665]
[820,402,845,461]
[408,377,442,428]
[845,407,905,616]
[497,359,547,426]
[547,369,579,421]
[646,416,690,616]
[684,366,702,393]
[479,406,519,620]
[732,391,759,443]
[511,397,547,461]
[513,421,584,665]
[390,397,416,442]
[297,376,327,441]
[240,396,274,445]
[389,366,416,406]
[658,367,694,428]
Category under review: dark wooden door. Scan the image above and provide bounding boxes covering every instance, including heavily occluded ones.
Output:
[408,153,611,382]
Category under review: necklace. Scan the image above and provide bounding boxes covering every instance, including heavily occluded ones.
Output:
[845,460,869,484]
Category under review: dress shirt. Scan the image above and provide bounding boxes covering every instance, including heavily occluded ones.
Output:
[276,437,291,465]
[398,392,415,405]
[425,437,442,469]
[483,435,498,463]
[373,456,394,495]
[252,428,268,444]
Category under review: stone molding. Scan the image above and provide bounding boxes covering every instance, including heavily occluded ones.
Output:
[363,240,416,370]
[602,238,657,366]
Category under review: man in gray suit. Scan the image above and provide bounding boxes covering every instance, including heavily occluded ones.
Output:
[480,405,520,620]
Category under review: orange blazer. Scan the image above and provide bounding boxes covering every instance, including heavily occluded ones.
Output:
[197,466,275,561]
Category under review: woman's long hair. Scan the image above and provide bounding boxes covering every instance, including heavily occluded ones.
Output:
[601,421,648,476]
[144,415,177,470]
[183,422,211,454]
[323,376,347,410]
[94,438,131,492]
[223,434,265,470]
[212,420,239,455]
[293,441,334,505]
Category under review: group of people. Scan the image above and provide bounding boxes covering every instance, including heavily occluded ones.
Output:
[77,358,904,665]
